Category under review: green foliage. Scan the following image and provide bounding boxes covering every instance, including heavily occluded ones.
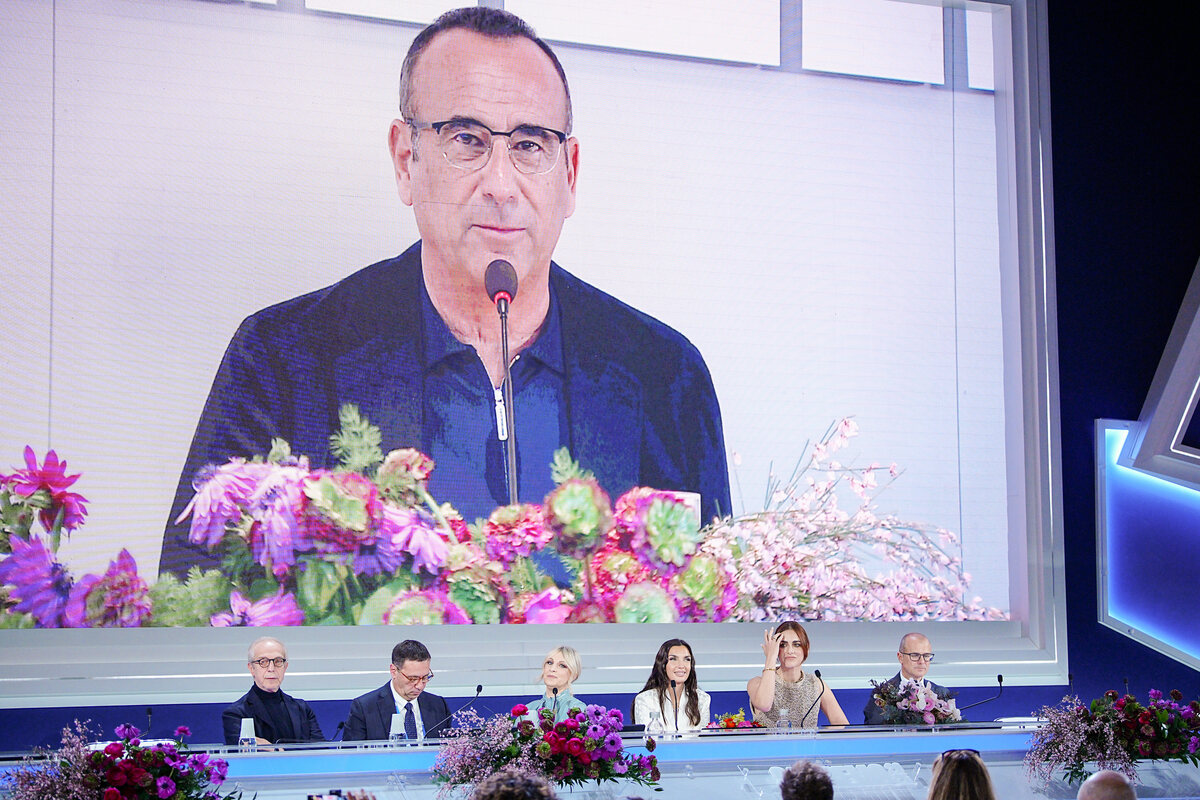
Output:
[148,568,230,627]
[549,447,593,485]
[296,559,344,619]
[220,532,260,587]
[328,403,384,473]
[266,437,293,464]
[303,474,370,531]
[448,574,502,624]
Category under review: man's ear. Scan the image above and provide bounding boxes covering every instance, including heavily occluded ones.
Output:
[562,136,580,218]
[389,119,415,207]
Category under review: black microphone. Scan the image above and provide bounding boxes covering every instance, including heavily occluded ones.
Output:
[145,707,152,737]
[960,674,1004,712]
[799,670,824,728]
[1123,676,1130,697]
[670,680,680,731]
[485,259,519,506]
[552,686,559,719]
[1068,673,1074,694]
[424,684,484,740]
[331,721,345,741]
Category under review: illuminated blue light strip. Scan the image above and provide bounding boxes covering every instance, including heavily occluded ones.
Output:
[1101,425,1200,664]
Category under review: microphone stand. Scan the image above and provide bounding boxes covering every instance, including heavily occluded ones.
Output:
[498,302,518,506]
[551,687,559,720]
[424,684,484,740]
[670,680,680,732]
[799,670,824,728]
[959,675,1004,711]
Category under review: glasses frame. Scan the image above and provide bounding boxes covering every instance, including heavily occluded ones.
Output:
[899,651,935,662]
[396,668,434,685]
[408,118,568,176]
[249,657,288,669]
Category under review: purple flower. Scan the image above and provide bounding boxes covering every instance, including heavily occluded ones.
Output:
[1190,736,1200,755]
[210,588,304,626]
[0,535,74,626]
[523,587,572,624]
[156,776,176,798]
[174,725,191,739]
[179,461,265,549]
[613,760,629,775]
[587,724,605,740]
[209,758,229,783]
[62,549,151,628]
[1149,689,1163,701]
[6,446,89,533]
[114,723,141,740]
[380,505,448,574]
[246,465,310,577]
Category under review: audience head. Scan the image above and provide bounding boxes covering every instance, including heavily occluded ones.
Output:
[1076,770,1137,800]
[897,632,934,682]
[780,759,834,800]
[471,768,557,800]
[775,620,811,668]
[541,646,581,693]
[246,636,288,692]
[927,749,996,800]
[389,639,433,701]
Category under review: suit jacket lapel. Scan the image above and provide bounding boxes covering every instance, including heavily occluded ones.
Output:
[375,685,396,739]
[282,691,303,740]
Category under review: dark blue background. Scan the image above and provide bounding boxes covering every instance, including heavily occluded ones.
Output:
[3,1,1199,752]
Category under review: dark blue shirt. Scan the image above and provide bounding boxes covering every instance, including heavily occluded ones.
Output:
[420,280,567,522]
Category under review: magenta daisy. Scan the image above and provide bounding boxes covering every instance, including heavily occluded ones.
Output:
[6,446,89,533]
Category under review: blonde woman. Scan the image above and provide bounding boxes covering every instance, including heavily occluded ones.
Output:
[525,646,584,723]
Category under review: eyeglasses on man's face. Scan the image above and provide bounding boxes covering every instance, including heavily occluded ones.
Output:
[398,669,434,685]
[900,651,935,662]
[409,118,567,176]
[250,657,287,669]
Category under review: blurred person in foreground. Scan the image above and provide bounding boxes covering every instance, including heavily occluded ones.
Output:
[780,759,834,800]
[926,749,996,800]
[222,636,324,745]
[1077,769,1137,800]
[472,769,557,800]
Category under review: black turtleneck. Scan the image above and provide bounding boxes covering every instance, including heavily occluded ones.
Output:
[250,683,296,743]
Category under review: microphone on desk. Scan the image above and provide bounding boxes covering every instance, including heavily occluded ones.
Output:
[959,674,1004,712]
[1123,676,1130,697]
[799,670,824,728]
[331,721,345,741]
[145,706,153,737]
[485,258,519,506]
[425,684,485,739]
[1068,673,1074,695]
[670,680,680,731]
[551,686,559,719]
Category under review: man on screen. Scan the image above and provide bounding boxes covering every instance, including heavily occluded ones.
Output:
[863,632,950,724]
[160,6,729,577]
[221,636,324,745]
[344,639,451,740]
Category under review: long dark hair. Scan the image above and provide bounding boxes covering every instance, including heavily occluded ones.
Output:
[633,639,700,726]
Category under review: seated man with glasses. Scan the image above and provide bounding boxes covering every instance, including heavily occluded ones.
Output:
[222,636,325,745]
[159,5,729,580]
[863,632,950,725]
[344,639,451,741]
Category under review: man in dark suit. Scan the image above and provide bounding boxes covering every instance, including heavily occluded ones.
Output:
[344,639,451,740]
[160,7,729,579]
[862,632,950,725]
[222,636,324,745]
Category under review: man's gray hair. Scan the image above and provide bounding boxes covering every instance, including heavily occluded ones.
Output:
[247,636,286,663]
[1076,770,1137,800]
[398,6,573,133]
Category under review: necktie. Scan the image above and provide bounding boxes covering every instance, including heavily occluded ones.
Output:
[404,701,418,739]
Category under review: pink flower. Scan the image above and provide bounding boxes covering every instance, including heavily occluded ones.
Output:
[511,704,529,717]
[179,460,265,549]
[246,464,309,576]
[522,588,573,624]
[6,446,89,533]
[173,725,191,739]
[210,589,304,626]
[483,503,552,565]
[380,505,449,574]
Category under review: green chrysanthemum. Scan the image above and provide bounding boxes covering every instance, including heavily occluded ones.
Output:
[644,498,700,568]
[613,581,678,623]
[544,478,613,559]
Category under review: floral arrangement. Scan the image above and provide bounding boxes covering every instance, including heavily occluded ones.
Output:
[2,721,239,800]
[0,411,1008,627]
[432,703,658,794]
[1025,690,1200,785]
[705,708,764,729]
[867,679,962,725]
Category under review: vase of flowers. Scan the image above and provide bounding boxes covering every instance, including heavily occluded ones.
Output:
[432,703,658,795]
[867,679,962,725]
[1,721,240,800]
